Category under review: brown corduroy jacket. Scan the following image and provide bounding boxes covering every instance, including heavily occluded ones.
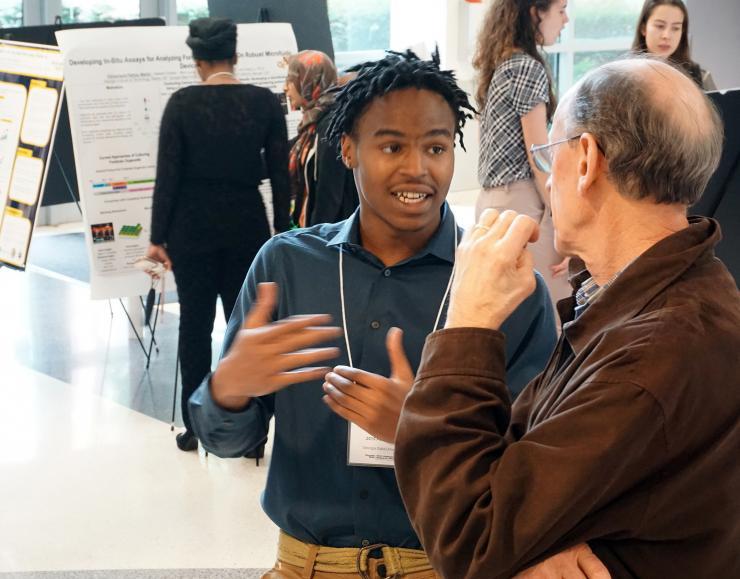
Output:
[395,217,740,579]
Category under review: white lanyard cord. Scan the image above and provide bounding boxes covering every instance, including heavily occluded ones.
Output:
[339,219,458,369]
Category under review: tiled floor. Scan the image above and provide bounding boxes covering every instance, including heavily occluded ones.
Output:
[0,258,275,576]
[0,199,477,577]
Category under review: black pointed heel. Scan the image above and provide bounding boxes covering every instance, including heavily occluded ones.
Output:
[176,430,198,452]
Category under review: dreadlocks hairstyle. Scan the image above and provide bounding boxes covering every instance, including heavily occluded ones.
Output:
[473,0,557,120]
[326,49,476,151]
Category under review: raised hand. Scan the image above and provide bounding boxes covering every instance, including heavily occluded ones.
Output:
[322,327,414,443]
[211,282,342,410]
[446,208,540,331]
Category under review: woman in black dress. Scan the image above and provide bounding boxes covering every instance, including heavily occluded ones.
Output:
[147,18,290,451]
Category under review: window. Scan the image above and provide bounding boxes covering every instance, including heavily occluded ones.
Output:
[177,0,208,26]
[60,1,140,24]
[328,0,390,70]
[0,0,21,27]
[547,0,644,93]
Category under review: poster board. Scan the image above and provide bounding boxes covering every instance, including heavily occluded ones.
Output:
[57,23,299,299]
[0,19,165,207]
[0,40,64,269]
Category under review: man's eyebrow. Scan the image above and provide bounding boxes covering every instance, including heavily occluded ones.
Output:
[372,127,453,138]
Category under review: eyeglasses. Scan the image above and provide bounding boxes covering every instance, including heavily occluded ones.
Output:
[529,135,581,174]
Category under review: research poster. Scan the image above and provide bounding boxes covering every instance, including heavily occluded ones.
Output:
[57,24,299,299]
[0,40,64,269]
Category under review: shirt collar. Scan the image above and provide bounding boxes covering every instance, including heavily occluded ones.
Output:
[326,203,458,264]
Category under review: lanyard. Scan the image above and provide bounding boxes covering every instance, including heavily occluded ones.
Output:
[338,218,458,368]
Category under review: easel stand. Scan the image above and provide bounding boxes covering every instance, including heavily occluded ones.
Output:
[56,148,183,437]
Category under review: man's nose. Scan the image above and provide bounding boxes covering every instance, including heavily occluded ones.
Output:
[402,148,427,177]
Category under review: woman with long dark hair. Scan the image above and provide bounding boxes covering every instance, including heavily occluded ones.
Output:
[473,0,570,306]
[632,0,715,90]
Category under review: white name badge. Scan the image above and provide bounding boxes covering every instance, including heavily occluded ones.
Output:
[347,423,395,468]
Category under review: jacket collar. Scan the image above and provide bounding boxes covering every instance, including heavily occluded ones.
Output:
[560,217,722,355]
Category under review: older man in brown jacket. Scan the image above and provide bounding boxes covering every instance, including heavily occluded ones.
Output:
[395,57,740,578]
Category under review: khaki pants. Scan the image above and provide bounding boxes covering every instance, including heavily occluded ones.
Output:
[262,560,439,579]
[262,532,440,579]
[476,179,572,308]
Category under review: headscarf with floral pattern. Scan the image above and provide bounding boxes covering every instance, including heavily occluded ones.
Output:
[286,50,338,227]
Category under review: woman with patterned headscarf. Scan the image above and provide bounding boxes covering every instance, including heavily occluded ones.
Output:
[285,50,358,227]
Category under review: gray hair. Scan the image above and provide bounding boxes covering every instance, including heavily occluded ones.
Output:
[565,57,723,205]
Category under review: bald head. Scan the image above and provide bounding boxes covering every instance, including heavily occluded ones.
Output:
[560,56,723,205]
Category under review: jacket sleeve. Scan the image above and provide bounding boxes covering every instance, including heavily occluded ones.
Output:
[150,92,183,245]
[189,239,281,457]
[500,273,557,398]
[309,121,353,225]
[263,91,291,233]
[394,328,668,579]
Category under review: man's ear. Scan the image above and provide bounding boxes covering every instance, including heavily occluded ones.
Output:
[340,134,356,169]
[576,132,602,196]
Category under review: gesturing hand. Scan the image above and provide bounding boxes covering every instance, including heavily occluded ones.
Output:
[211,282,343,410]
[322,327,414,443]
[446,209,540,331]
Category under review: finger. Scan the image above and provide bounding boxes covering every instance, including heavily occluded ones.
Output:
[332,365,380,387]
[470,208,500,240]
[267,366,335,390]
[478,207,501,228]
[562,569,587,579]
[322,380,368,415]
[324,372,369,403]
[243,282,279,329]
[578,550,611,579]
[324,371,369,398]
[274,347,341,373]
[258,313,337,341]
[485,209,518,241]
[500,215,540,259]
[386,327,413,379]
[322,394,367,427]
[272,325,343,353]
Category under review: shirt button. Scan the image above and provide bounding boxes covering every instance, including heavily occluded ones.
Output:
[370,320,380,330]
[383,269,391,277]
[361,539,370,547]
[359,489,369,500]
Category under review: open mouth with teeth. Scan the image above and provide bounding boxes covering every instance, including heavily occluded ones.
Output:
[392,191,432,204]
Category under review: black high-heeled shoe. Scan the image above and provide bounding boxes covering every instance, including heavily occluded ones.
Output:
[176,430,198,452]
[244,438,267,466]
